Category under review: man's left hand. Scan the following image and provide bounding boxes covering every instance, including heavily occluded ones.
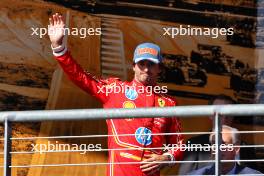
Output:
[140,154,171,173]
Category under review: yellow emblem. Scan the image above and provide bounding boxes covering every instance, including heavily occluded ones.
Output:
[123,101,136,109]
[158,98,165,107]
[123,101,136,121]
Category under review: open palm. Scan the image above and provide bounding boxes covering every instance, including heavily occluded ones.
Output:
[48,13,65,48]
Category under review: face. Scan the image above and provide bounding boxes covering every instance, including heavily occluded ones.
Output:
[210,99,234,126]
[133,60,161,86]
[221,128,239,160]
[211,127,240,174]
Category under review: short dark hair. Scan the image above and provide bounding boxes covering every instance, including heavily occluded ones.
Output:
[208,94,236,105]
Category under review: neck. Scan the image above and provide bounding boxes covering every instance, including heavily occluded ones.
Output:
[133,78,156,87]
[221,163,235,174]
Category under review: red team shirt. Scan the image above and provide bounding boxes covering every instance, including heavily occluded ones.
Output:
[54,50,183,176]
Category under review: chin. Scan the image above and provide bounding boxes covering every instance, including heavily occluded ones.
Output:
[139,77,148,82]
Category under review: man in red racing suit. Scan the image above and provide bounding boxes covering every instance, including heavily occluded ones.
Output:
[49,13,183,176]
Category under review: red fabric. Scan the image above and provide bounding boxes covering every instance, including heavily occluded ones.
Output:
[56,51,184,176]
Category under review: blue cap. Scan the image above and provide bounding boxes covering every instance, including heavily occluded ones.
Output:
[133,43,162,64]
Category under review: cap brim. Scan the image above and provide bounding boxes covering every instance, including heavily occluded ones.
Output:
[134,57,159,64]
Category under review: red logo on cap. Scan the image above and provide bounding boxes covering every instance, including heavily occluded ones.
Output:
[137,47,158,56]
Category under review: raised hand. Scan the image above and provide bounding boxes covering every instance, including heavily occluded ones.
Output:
[48,13,65,48]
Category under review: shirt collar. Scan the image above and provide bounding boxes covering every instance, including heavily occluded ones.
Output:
[208,164,237,175]
[132,79,157,88]
[226,164,237,175]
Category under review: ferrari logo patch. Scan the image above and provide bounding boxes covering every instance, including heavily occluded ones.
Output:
[158,98,165,107]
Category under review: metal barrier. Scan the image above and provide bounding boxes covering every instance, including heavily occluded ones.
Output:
[2,104,264,176]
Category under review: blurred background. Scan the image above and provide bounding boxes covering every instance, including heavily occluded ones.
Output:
[0,0,263,175]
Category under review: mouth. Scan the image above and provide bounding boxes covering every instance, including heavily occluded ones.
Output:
[141,72,151,77]
[142,75,152,81]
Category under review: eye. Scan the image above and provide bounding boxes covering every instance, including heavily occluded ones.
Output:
[138,61,145,67]
[147,61,155,67]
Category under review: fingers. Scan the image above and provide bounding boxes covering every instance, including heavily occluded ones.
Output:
[54,13,59,25]
[143,154,154,159]
[141,157,155,163]
[140,157,156,171]
[140,162,156,170]
[49,14,56,26]
[140,154,168,172]
[141,163,159,172]
[50,13,64,26]
[49,18,52,26]
[59,15,65,25]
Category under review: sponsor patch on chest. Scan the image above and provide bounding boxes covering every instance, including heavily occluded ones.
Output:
[135,127,152,146]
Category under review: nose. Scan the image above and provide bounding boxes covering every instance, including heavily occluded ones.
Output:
[143,66,149,72]
[138,61,152,73]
